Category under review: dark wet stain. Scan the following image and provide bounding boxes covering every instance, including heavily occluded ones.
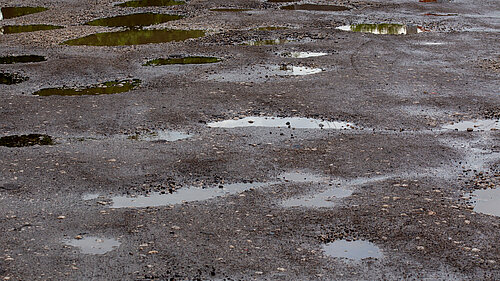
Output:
[0,134,54,147]
[85,13,183,28]
[115,0,185,7]
[0,25,63,34]
[423,12,458,16]
[0,55,46,64]
[210,8,251,12]
[281,4,350,11]
[32,79,141,96]
[144,56,220,66]
[0,183,21,190]
[323,240,383,260]
[63,29,205,46]
[1,7,48,19]
[338,24,423,35]
[0,72,28,85]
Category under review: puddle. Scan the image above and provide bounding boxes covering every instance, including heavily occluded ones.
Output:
[278,172,329,183]
[207,117,356,129]
[0,72,28,85]
[64,236,120,255]
[116,0,185,7]
[144,56,220,66]
[419,0,450,2]
[0,55,46,64]
[86,13,183,28]
[0,134,53,147]
[63,29,205,46]
[111,182,269,208]
[281,4,350,11]
[83,194,101,200]
[0,24,63,34]
[442,120,500,132]
[337,24,424,35]
[242,39,291,46]
[283,187,352,207]
[128,130,191,141]
[207,64,323,82]
[469,188,500,217]
[0,7,48,20]
[323,240,383,260]
[281,51,328,58]
[268,0,300,2]
[210,8,251,12]
[32,79,141,96]
[279,65,323,75]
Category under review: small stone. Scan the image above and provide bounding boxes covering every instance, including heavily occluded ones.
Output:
[57,216,66,219]
[148,250,158,254]
[171,226,181,230]
[277,267,286,272]
[416,246,425,250]
[466,128,473,132]
[428,211,436,215]
[74,235,83,240]
[255,271,264,275]
[471,248,481,253]
[464,220,471,224]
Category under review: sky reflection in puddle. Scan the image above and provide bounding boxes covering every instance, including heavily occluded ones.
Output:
[64,236,120,255]
[207,117,356,129]
[323,240,383,260]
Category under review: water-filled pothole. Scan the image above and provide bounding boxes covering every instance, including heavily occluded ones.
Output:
[1,24,63,34]
[128,130,191,142]
[443,120,499,132]
[278,65,323,75]
[0,7,48,19]
[281,51,328,58]
[33,79,141,96]
[0,72,28,84]
[144,56,220,66]
[283,187,352,207]
[278,172,329,183]
[63,29,205,46]
[207,117,357,129]
[210,8,251,12]
[468,188,500,217]
[0,55,46,64]
[323,240,383,260]
[116,0,185,7]
[242,39,291,46]
[337,24,424,35]
[111,182,269,208]
[86,13,183,28]
[64,236,120,255]
[281,4,350,11]
[0,134,53,147]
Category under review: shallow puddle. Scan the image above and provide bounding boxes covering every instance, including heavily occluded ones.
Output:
[242,39,291,46]
[282,187,352,207]
[0,55,46,64]
[0,7,48,19]
[281,51,328,58]
[210,8,251,12]
[1,24,63,34]
[144,56,220,66]
[323,240,383,260]
[86,13,183,28]
[111,182,269,208]
[116,0,185,7]
[33,79,141,96]
[63,29,205,46]
[281,4,350,11]
[442,119,499,132]
[337,24,424,35]
[278,172,329,183]
[128,130,191,142]
[268,0,300,2]
[0,72,28,85]
[64,236,120,255]
[419,0,450,2]
[0,134,53,147]
[207,117,357,129]
[82,193,101,200]
[279,65,323,75]
[469,188,500,217]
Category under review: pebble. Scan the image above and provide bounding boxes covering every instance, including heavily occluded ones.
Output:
[416,246,425,250]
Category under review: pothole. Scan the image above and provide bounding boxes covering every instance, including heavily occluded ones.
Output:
[442,119,500,132]
[0,134,53,147]
[0,25,63,34]
[207,117,357,129]
[64,236,120,255]
[280,51,328,58]
[110,182,270,208]
[85,13,183,28]
[210,8,252,12]
[337,24,424,35]
[282,187,352,208]
[0,55,46,64]
[0,72,28,85]
[468,188,500,217]
[323,240,383,260]
[127,130,191,142]
[242,39,292,46]
[144,56,220,66]
[63,29,205,46]
[206,64,323,82]
[116,0,185,7]
[281,4,350,11]
[0,7,48,19]
[32,79,141,96]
